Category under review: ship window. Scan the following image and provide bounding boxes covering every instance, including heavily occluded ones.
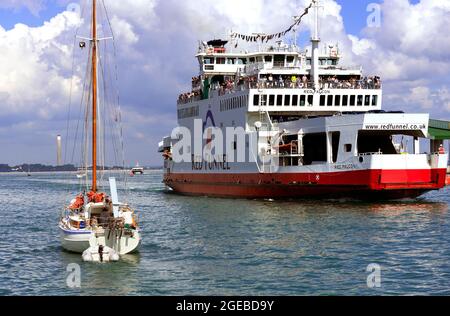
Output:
[292,95,299,107]
[287,56,295,63]
[327,95,333,106]
[320,95,326,106]
[342,95,349,106]
[303,133,327,165]
[264,56,273,62]
[357,95,363,106]
[300,95,306,106]
[357,131,397,155]
[344,144,352,153]
[277,95,283,106]
[335,95,341,106]
[216,58,226,64]
[274,55,285,67]
[372,95,378,106]
[253,94,260,106]
[365,95,371,106]
[331,132,341,163]
[261,95,268,106]
[285,95,291,106]
[205,65,214,71]
[308,95,313,106]
[327,59,333,65]
[350,95,356,106]
[249,57,255,63]
[237,58,247,65]
[306,59,311,65]
[204,57,213,64]
[269,95,275,106]
[227,58,236,64]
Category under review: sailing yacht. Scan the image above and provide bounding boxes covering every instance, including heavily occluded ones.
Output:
[59,0,141,257]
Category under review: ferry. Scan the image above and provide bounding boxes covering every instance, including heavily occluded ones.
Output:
[159,0,448,200]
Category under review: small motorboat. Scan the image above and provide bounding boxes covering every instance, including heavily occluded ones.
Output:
[131,164,144,175]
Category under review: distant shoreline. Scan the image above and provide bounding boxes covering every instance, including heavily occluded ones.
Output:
[0,163,163,173]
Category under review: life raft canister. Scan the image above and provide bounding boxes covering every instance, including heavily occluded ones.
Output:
[69,194,85,210]
[87,191,106,203]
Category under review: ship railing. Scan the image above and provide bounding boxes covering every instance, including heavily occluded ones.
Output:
[177,93,202,105]
[358,152,383,156]
[244,80,381,90]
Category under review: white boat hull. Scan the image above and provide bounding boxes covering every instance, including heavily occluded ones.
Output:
[59,226,92,253]
[59,225,141,255]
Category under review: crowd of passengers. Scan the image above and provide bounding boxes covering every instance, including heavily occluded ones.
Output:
[251,74,381,90]
[178,74,382,103]
[178,90,202,103]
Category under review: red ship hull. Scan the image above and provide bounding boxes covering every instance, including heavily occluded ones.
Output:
[164,169,447,200]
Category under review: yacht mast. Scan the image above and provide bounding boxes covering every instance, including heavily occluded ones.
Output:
[91,0,98,192]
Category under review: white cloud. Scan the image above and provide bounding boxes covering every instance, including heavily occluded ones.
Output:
[409,86,433,109]
[0,11,82,120]
[1,0,450,165]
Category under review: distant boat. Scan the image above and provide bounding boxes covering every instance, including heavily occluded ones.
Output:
[131,163,144,175]
[76,167,87,179]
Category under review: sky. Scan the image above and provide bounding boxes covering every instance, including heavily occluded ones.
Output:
[0,0,449,166]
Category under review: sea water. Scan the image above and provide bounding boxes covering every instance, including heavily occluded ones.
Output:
[0,171,449,296]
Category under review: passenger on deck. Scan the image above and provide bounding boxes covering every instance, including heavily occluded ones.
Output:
[291,75,297,88]
[268,74,274,87]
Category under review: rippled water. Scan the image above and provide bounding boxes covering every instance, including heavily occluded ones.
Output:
[0,171,449,296]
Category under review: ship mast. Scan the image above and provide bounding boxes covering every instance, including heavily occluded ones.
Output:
[311,0,320,89]
[91,0,98,192]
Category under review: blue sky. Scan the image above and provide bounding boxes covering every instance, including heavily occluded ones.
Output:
[0,0,449,166]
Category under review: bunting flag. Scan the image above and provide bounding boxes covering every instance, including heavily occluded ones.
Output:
[231,0,316,44]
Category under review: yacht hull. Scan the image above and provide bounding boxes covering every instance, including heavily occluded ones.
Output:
[59,226,92,253]
[59,225,141,255]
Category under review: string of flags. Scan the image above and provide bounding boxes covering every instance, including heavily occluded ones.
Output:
[231,0,316,44]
